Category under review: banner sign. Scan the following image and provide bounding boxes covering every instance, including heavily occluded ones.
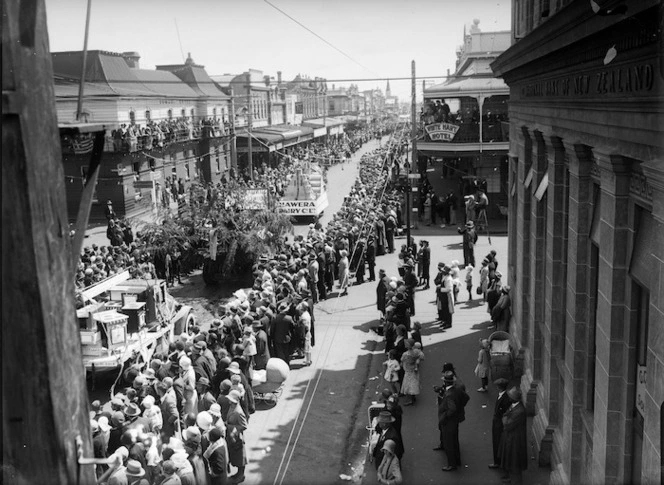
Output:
[242,188,269,210]
[424,122,460,142]
[278,200,318,215]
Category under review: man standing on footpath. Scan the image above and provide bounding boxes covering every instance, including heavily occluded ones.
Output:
[457,220,478,268]
[435,371,464,471]
[489,378,511,470]
[499,387,528,484]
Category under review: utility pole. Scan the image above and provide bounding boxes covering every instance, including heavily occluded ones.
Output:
[246,74,253,181]
[75,0,92,120]
[406,60,418,244]
[229,87,237,172]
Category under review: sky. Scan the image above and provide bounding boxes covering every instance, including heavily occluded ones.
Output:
[44,0,511,100]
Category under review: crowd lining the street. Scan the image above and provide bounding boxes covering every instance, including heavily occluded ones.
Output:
[85,122,525,485]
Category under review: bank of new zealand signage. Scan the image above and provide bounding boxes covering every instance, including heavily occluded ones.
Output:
[425,122,460,142]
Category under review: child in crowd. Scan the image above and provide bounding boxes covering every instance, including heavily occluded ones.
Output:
[142,395,163,433]
[411,321,423,349]
[242,327,257,369]
[450,260,461,303]
[383,349,401,395]
[465,264,474,301]
[230,373,246,399]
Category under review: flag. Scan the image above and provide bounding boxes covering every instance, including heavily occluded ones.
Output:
[71,134,94,154]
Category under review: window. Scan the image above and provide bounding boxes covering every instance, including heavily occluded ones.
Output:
[185,163,190,180]
[181,109,186,118]
[190,108,195,119]
[132,161,140,174]
[168,109,173,120]
[212,107,217,118]
[149,159,155,171]
[216,156,221,173]
[129,111,136,123]
[145,110,151,122]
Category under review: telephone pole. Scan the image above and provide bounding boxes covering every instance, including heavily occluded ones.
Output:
[407,60,418,244]
[246,74,254,181]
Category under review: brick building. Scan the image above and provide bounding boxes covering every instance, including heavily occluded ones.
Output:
[491,0,663,483]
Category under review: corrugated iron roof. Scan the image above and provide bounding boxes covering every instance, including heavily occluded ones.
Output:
[131,69,199,98]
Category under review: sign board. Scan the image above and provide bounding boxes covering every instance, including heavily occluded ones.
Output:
[424,122,460,142]
[635,364,647,417]
[278,192,329,216]
[150,171,162,181]
[408,173,421,179]
[134,180,155,189]
[242,188,269,210]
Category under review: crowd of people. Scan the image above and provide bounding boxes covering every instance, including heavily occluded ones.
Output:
[87,125,412,484]
[109,117,229,153]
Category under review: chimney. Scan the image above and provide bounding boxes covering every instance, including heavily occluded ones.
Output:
[122,51,141,68]
[277,71,282,84]
[264,75,271,86]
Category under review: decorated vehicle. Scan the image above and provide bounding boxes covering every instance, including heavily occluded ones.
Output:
[277,162,329,220]
[76,270,194,375]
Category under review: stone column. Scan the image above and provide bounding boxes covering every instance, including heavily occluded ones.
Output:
[592,149,632,484]
[561,142,594,484]
[530,130,550,463]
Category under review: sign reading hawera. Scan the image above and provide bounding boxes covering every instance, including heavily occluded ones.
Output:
[424,122,460,142]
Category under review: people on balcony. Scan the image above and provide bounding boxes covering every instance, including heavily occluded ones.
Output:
[109,116,229,153]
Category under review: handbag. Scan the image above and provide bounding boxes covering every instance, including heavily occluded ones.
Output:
[476,287,482,295]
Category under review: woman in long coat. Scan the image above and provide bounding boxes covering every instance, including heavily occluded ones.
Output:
[338,250,350,296]
[499,387,528,483]
[374,216,387,256]
[434,265,455,329]
[225,391,248,483]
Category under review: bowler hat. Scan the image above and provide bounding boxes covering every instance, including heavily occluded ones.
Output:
[466,221,475,228]
[442,370,456,383]
[376,410,395,424]
[494,378,509,390]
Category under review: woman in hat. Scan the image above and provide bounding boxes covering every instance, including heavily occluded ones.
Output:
[338,249,350,296]
[434,264,455,329]
[474,339,491,392]
[492,285,512,332]
[371,411,404,470]
[486,271,503,320]
[204,427,229,485]
[400,339,425,406]
[377,439,403,485]
[498,387,528,484]
[225,390,248,483]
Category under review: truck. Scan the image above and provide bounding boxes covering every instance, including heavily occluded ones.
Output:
[277,162,329,221]
[76,270,194,379]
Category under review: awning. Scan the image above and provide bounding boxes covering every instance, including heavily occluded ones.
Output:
[302,117,345,128]
[235,129,283,152]
[424,76,509,99]
[312,127,327,138]
[254,124,314,147]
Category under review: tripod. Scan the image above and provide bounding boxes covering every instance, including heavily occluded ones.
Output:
[476,208,491,244]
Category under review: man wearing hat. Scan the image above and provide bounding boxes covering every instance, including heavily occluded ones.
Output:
[486,271,503,319]
[159,460,180,485]
[204,427,229,485]
[457,220,478,267]
[437,371,464,471]
[492,285,512,332]
[372,410,404,470]
[158,377,179,439]
[192,341,214,382]
[252,318,271,370]
[197,377,216,412]
[125,459,148,485]
[403,262,418,317]
[489,378,511,470]
[498,387,528,483]
[434,264,455,329]
[270,303,295,365]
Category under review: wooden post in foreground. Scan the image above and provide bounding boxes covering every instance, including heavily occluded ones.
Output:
[2,2,95,484]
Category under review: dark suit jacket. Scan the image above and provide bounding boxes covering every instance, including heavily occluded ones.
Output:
[271,313,294,344]
[373,425,404,463]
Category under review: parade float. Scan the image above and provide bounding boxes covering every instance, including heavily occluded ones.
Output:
[277,162,329,221]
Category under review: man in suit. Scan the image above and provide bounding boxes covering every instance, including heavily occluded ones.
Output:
[489,378,511,469]
[499,387,528,484]
[157,378,179,440]
[437,371,464,471]
[270,303,294,365]
[372,411,404,470]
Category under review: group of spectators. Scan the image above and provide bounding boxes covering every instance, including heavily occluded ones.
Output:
[109,118,229,153]
[89,128,411,485]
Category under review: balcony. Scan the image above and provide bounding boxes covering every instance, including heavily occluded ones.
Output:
[102,117,230,154]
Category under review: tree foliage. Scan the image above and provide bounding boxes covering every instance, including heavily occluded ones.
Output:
[136,182,293,284]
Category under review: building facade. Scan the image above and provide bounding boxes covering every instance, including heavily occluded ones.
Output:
[420,20,511,217]
[53,50,232,222]
[491,1,663,484]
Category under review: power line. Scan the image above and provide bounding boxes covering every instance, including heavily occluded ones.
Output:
[262,0,377,76]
